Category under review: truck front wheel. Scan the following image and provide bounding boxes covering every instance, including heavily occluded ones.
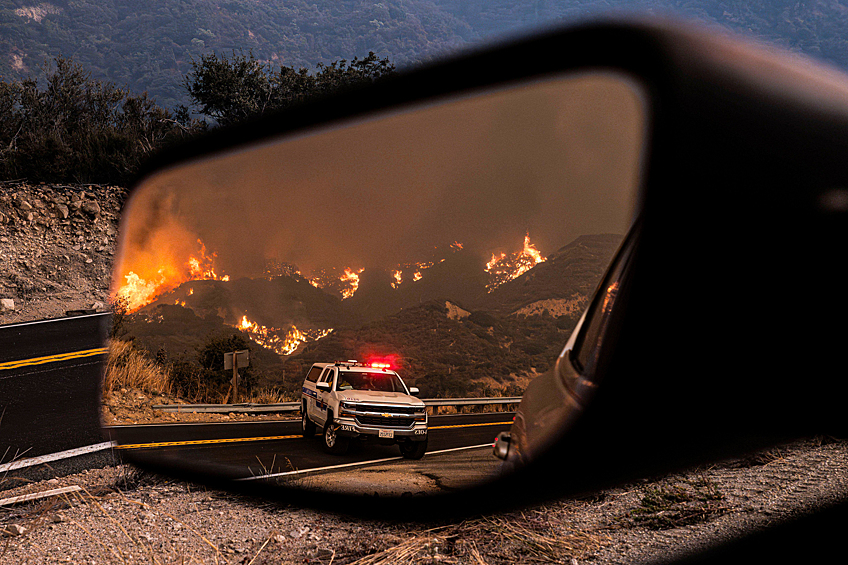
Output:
[322,414,349,454]
[400,438,428,460]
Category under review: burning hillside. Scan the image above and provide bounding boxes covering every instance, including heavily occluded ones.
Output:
[116,238,229,312]
[485,233,546,292]
[308,267,365,299]
[238,314,333,356]
[115,230,552,329]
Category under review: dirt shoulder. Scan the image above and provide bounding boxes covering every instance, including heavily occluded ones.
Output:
[1,438,845,564]
[0,181,123,324]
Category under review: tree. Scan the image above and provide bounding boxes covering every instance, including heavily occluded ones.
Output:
[183,51,395,126]
[0,57,200,184]
[196,332,254,392]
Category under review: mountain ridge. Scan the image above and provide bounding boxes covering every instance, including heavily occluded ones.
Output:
[6,1,848,110]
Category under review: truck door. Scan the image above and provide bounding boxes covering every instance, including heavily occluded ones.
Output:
[303,365,323,420]
[315,368,335,425]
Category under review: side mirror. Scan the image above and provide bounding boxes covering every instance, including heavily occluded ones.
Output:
[103,19,846,519]
[409,387,419,396]
[493,431,511,460]
[316,382,331,392]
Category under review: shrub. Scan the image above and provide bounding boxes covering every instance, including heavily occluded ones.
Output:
[0,57,200,184]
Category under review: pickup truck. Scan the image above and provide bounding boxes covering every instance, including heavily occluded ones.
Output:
[301,360,428,458]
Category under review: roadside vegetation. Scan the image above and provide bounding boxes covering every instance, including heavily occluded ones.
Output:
[0,52,393,185]
[0,57,200,185]
[103,339,171,397]
[621,476,728,530]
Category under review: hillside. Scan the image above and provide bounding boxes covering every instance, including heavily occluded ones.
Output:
[285,299,572,397]
[110,229,619,398]
[0,0,471,109]
[481,233,622,316]
[6,1,848,111]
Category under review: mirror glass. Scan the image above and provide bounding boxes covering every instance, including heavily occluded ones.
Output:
[104,72,646,495]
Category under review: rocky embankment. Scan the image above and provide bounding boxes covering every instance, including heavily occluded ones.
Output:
[0,181,124,324]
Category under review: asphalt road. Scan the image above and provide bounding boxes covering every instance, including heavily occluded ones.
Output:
[106,412,514,485]
[0,313,109,460]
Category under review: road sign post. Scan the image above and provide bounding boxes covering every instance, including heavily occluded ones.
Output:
[223,349,250,404]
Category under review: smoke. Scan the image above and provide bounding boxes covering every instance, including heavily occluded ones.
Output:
[114,72,645,298]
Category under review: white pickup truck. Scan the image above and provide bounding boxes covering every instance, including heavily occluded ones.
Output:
[300,360,428,458]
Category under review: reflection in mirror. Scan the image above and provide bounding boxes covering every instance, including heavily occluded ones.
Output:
[104,72,646,495]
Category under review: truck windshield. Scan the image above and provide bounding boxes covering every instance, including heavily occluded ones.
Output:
[337,371,407,393]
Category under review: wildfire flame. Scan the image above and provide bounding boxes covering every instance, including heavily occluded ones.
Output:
[237,315,333,356]
[391,270,403,289]
[115,238,230,312]
[339,267,364,299]
[485,233,546,292]
[309,267,365,299]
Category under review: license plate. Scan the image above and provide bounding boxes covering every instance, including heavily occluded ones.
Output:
[378,429,394,439]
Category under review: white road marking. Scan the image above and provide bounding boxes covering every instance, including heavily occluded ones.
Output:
[236,443,493,481]
[0,485,83,507]
[0,441,116,472]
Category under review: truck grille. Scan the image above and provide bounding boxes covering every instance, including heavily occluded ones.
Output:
[357,415,415,428]
[355,404,419,415]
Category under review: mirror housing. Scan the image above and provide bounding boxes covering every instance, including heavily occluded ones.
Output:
[316,382,331,392]
[104,18,847,519]
[409,387,419,396]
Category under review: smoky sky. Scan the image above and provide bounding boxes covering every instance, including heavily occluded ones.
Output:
[116,73,646,283]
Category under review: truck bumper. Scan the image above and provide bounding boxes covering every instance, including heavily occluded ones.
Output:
[335,418,428,441]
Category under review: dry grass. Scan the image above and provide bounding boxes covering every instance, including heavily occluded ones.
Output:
[240,387,295,405]
[622,475,727,531]
[347,511,608,564]
[103,340,171,397]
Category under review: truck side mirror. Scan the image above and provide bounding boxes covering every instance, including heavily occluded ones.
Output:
[316,382,331,392]
[409,387,419,396]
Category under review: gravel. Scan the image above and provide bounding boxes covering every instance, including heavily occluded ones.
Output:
[0,438,845,564]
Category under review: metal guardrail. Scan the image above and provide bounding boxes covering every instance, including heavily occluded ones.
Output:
[153,402,300,414]
[152,396,522,414]
[423,397,522,407]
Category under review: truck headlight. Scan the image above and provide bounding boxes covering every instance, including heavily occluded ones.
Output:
[340,402,356,417]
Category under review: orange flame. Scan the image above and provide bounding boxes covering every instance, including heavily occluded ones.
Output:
[237,314,333,356]
[339,267,364,299]
[114,237,229,312]
[308,267,365,299]
[485,233,546,292]
[391,270,403,289]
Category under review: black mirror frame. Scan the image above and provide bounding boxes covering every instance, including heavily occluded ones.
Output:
[112,17,847,524]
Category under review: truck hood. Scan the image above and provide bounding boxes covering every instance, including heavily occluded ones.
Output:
[337,391,424,406]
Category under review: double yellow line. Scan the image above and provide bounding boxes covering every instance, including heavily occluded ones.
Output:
[0,347,108,371]
[115,435,303,450]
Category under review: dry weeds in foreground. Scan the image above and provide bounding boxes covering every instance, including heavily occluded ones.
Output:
[345,514,609,565]
[0,465,609,565]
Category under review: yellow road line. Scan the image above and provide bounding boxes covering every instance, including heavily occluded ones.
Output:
[429,421,514,430]
[0,347,108,371]
[116,421,514,450]
[115,435,302,450]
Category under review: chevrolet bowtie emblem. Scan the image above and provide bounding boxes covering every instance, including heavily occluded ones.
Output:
[382,413,392,418]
